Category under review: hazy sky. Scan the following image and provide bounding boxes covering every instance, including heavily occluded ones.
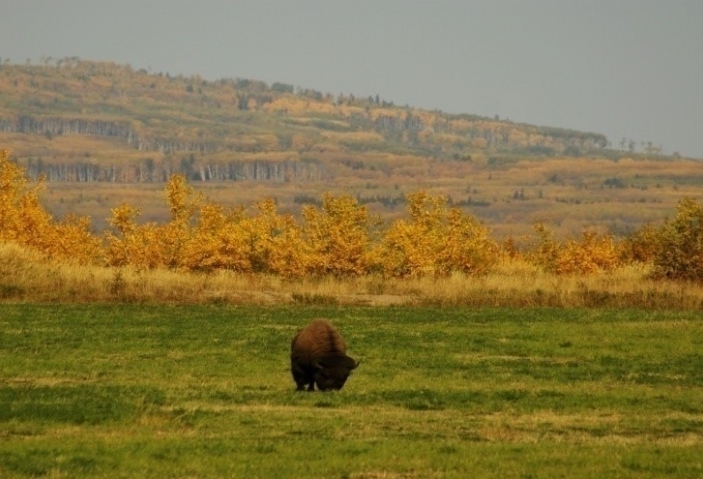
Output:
[1,0,702,158]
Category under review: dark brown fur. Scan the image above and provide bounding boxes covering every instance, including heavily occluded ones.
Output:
[290,319,358,391]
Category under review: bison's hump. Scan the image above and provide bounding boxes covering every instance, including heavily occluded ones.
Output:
[291,319,347,361]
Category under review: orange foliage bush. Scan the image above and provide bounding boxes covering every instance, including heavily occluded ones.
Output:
[302,194,376,277]
[378,191,499,277]
[554,230,621,275]
[0,149,101,264]
[106,181,310,276]
[528,223,621,275]
[181,202,251,272]
[620,223,659,264]
[650,197,703,281]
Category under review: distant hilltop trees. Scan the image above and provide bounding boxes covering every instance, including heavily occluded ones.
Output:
[0,58,629,184]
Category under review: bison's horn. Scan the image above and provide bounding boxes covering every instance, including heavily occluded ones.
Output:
[312,361,323,370]
[352,359,361,369]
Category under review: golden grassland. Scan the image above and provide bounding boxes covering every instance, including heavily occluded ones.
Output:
[3,242,703,309]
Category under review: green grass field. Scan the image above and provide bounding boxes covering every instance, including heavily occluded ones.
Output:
[1,305,702,478]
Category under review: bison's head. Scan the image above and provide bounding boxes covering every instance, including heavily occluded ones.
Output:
[314,355,359,391]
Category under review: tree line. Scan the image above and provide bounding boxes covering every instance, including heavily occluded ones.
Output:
[19,156,323,183]
[0,59,620,169]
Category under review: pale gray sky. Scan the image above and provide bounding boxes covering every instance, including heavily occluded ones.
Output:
[1,0,702,157]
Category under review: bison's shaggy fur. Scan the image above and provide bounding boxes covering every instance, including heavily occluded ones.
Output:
[290,319,358,391]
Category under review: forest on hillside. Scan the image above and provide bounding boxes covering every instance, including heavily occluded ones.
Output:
[0,58,615,182]
[1,58,701,240]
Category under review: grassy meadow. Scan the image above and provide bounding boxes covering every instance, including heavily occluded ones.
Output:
[1,304,702,478]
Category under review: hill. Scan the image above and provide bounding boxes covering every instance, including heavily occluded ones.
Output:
[1,58,702,238]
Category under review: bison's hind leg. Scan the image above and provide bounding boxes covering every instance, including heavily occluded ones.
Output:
[292,363,316,392]
[291,365,308,391]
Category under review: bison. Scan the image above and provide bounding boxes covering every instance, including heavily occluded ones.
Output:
[290,319,359,391]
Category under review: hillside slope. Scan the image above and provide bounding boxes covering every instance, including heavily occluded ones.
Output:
[1,58,701,238]
[0,59,612,180]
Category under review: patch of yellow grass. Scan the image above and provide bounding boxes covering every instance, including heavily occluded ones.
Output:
[2,242,703,308]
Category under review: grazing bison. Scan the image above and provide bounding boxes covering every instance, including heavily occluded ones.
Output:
[290,319,359,391]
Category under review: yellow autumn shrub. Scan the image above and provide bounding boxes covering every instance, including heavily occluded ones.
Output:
[620,222,659,264]
[529,223,621,275]
[181,202,252,272]
[46,214,103,265]
[377,192,444,277]
[302,194,375,277]
[0,149,29,242]
[440,208,499,276]
[378,191,498,277]
[554,230,621,275]
[1,150,101,264]
[104,204,165,269]
[650,197,703,281]
[105,174,203,270]
[245,199,308,277]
